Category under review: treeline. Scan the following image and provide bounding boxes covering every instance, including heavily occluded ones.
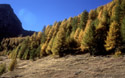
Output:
[0,0,125,60]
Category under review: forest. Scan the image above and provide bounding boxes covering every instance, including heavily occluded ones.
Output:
[0,0,125,60]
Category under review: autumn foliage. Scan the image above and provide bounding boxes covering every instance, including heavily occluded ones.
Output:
[0,0,125,59]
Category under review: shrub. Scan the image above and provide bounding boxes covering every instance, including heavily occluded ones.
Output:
[0,63,6,75]
[8,59,17,71]
[0,57,3,61]
[114,51,122,57]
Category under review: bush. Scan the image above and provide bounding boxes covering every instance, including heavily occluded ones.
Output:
[8,59,17,71]
[0,63,6,75]
[114,51,122,57]
[0,57,3,61]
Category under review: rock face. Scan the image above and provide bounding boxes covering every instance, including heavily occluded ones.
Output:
[0,4,34,41]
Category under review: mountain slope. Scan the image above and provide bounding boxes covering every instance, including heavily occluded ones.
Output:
[1,54,125,78]
[0,4,34,41]
[1,0,125,59]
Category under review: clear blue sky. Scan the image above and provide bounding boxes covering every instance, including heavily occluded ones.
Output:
[0,0,112,31]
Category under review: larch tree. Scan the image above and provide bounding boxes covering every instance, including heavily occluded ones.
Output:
[51,27,66,57]
[105,2,122,53]
[74,28,80,41]
[89,10,97,20]
[105,21,120,52]
[46,37,54,54]
[40,42,47,57]
[78,29,84,42]
[81,20,95,53]
[121,17,125,45]
[36,32,42,41]
[92,10,109,55]
[45,25,52,36]
[79,10,88,30]
[71,16,78,32]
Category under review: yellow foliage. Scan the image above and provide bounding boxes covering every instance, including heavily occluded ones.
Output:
[70,31,75,39]
[74,28,80,41]
[105,21,119,51]
[45,25,52,36]
[46,37,54,54]
[96,6,103,14]
[115,51,122,57]
[46,28,54,42]
[89,10,97,20]
[36,32,42,41]
[40,43,47,57]
[78,29,84,42]
[97,10,103,20]
[52,28,65,56]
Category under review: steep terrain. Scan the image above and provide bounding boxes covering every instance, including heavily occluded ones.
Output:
[0,4,34,41]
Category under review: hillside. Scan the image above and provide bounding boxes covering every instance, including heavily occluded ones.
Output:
[0,0,125,77]
[1,54,125,78]
[0,0,124,58]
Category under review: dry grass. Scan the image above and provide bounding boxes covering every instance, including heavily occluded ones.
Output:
[1,54,125,78]
[0,57,3,61]
[8,59,17,71]
[0,63,6,75]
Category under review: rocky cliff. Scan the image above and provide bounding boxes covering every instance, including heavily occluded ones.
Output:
[0,4,34,41]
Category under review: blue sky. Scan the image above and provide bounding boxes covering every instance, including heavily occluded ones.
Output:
[0,0,112,31]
